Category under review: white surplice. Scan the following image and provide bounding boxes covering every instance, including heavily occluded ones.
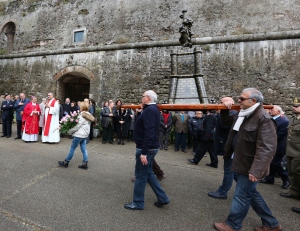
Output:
[42,99,60,143]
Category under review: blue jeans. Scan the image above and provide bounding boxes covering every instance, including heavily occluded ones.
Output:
[66,137,88,162]
[217,157,234,195]
[133,148,169,208]
[175,132,187,150]
[226,173,279,230]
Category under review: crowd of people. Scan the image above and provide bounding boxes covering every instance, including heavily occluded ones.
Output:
[1,88,300,230]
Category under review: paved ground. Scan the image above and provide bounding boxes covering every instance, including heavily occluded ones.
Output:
[0,124,299,231]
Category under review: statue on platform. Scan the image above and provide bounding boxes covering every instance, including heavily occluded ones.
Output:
[179,10,194,48]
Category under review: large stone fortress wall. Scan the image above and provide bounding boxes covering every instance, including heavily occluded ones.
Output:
[0,0,300,112]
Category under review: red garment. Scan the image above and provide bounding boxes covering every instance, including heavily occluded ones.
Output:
[162,112,169,124]
[22,102,41,134]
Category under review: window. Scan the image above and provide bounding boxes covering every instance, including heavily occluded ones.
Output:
[74,30,84,43]
[72,28,86,44]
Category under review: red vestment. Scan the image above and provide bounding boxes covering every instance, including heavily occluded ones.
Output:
[22,102,41,134]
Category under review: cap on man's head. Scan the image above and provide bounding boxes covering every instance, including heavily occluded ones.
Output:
[162,110,168,113]
[293,97,300,107]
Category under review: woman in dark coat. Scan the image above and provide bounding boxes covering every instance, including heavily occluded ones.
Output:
[115,108,131,145]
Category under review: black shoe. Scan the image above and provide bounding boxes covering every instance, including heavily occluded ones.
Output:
[6,136,11,138]
[58,160,69,168]
[187,159,198,165]
[78,161,88,170]
[208,191,227,199]
[174,149,179,152]
[292,207,300,214]
[282,181,290,189]
[154,201,170,208]
[124,202,144,210]
[14,137,21,140]
[206,163,218,168]
[280,192,295,198]
[259,179,274,185]
[109,141,113,144]
[102,141,106,144]
[1,135,6,137]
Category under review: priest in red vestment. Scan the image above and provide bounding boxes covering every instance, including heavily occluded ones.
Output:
[22,96,41,142]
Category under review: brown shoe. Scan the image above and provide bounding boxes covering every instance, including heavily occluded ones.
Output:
[255,225,282,231]
[214,222,238,231]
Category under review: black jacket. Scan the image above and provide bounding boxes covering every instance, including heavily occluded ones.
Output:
[188,116,204,137]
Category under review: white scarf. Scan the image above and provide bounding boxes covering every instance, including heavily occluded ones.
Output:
[233,103,260,131]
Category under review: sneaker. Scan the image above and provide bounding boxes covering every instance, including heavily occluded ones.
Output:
[58,160,69,168]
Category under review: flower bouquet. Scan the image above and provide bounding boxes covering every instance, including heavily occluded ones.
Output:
[59,111,80,135]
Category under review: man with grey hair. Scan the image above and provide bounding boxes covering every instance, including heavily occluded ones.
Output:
[259,105,290,189]
[214,88,282,231]
[124,90,169,210]
[13,93,30,139]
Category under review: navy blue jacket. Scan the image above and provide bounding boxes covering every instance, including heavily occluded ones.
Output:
[1,100,14,120]
[215,110,237,155]
[133,104,160,155]
[274,116,289,156]
[14,98,30,121]
[188,116,204,137]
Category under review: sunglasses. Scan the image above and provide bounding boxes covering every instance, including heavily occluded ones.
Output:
[238,97,252,101]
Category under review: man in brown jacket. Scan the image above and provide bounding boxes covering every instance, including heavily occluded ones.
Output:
[214,88,282,231]
[173,111,189,153]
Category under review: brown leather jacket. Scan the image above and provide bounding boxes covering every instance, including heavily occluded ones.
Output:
[220,104,277,179]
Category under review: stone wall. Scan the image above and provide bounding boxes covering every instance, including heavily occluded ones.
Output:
[0,0,299,113]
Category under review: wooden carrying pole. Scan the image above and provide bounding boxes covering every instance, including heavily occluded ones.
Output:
[122,104,274,111]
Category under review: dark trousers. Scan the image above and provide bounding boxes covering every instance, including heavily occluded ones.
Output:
[192,135,201,153]
[102,123,113,142]
[175,132,187,151]
[159,129,170,149]
[187,131,192,147]
[153,159,164,177]
[127,130,133,141]
[265,154,289,183]
[2,118,12,136]
[16,119,22,138]
[89,123,94,140]
[194,139,218,165]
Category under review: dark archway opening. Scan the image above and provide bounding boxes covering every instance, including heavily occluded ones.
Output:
[1,21,16,52]
[58,72,90,103]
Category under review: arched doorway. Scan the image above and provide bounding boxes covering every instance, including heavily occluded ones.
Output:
[1,21,16,52]
[54,66,95,102]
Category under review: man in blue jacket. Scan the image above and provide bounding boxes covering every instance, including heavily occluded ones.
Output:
[1,94,14,138]
[13,93,30,139]
[259,105,290,189]
[124,90,169,210]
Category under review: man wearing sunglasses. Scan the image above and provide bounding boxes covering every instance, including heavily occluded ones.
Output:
[280,98,300,213]
[214,88,282,231]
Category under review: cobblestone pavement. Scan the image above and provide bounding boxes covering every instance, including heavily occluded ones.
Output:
[0,124,299,231]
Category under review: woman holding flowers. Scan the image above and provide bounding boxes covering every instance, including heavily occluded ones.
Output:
[58,103,95,170]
